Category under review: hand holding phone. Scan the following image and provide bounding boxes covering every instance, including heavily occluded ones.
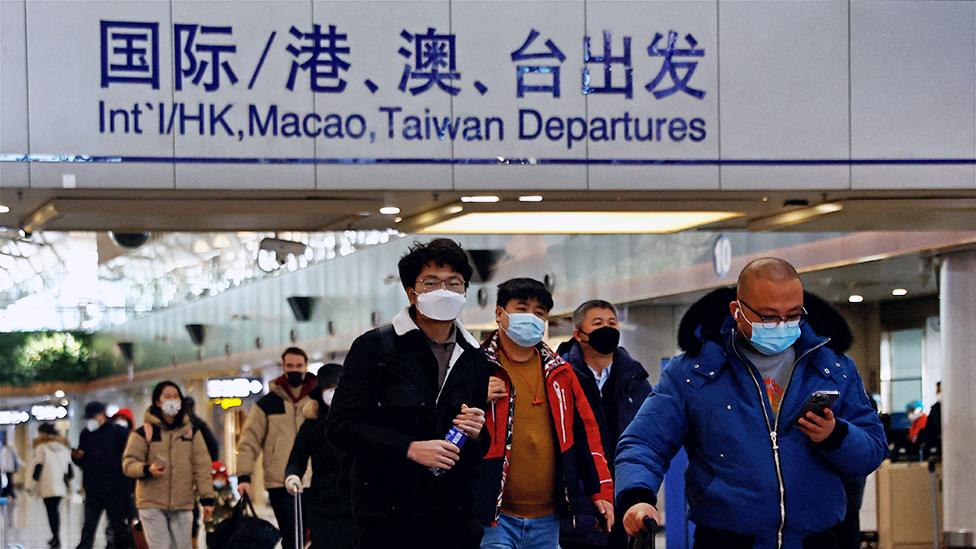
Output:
[794,390,840,425]
[149,456,167,477]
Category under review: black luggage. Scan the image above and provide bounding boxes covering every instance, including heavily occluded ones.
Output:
[208,493,280,549]
[628,517,658,549]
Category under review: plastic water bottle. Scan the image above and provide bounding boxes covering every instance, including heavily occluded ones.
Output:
[430,426,467,477]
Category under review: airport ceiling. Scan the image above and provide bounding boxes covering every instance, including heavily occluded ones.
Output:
[644,252,942,308]
[0,188,973,234]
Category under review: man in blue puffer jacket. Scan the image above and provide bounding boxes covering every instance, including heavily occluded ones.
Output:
[616,258,887,549]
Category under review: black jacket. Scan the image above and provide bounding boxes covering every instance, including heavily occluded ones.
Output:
[73,422,130,493]
[189,415,219,462]
[285,400,352,518]
[326,311,491,521]
[559,342,651,546]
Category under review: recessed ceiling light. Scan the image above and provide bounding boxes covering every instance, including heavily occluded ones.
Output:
[54,390,65,398]
[192,239,211,254]
[747,202,843,231]
[394,217,402,223]
[379,206,400,215]
[460,195,500,203]
[418,211,742,234]
[892,288,908,296]
[0,204,9,214]
[519,195,544,202]
[848,294,864,303]
[212,234,232,249]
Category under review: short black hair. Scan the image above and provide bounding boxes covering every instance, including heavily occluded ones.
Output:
[282,347,308,363]
[497,278,554,312]
[397,238,473,290]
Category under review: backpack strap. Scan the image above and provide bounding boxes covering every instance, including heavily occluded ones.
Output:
[369,325,398,403]
[376,324,397,369]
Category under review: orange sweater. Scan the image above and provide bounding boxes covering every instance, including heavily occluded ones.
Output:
[500,350,557,518]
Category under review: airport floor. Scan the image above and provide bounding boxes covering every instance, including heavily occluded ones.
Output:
[0,495,274,549]
[0,494,666,548]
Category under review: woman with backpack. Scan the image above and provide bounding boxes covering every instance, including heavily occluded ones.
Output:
[122,381,215,549]
[31,422,72,549]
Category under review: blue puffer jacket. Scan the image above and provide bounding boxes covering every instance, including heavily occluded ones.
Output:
[615,317,887,549]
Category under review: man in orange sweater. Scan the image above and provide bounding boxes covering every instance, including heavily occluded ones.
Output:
[474,278,614,548]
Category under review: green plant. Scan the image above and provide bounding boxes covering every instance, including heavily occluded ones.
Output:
[0,332,117,386]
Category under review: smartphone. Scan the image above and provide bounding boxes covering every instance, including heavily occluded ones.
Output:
[794,390,840,425]
[153,456,168,469]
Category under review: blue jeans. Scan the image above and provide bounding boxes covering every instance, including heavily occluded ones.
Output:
[481,513,560,549]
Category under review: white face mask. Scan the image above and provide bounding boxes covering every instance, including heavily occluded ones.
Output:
[415,289,466,321]
[115,420,130,430]
[160,399,181,417]
[85,419,100,432]
[322,388,336,406]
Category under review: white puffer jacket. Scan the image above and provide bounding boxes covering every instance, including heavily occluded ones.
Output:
[31,434,72,499]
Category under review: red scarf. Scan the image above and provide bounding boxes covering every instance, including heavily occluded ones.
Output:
[275,374,317,403]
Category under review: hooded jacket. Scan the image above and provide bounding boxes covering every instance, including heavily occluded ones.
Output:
[122,408,216,510]
[615,289,887,549]
[236,372,316,489]
[31,433,72,499]
[559,342,651,546]
[284,399,352,518]
[473,331,614,527]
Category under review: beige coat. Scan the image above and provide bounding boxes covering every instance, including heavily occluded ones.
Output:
[236,378,313,489]
[31,435,71,499]
[122,409,215,510]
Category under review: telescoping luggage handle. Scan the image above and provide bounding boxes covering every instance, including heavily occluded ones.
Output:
[293,491,304,549]
[628,517,659,549]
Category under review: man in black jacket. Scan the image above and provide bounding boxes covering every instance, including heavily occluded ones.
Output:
[72,401,134,549]
[559,300,651,549]
[327,238,491,549]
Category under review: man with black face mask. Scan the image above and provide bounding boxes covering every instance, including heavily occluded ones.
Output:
[237,347,316,549]
[558,300,651,549]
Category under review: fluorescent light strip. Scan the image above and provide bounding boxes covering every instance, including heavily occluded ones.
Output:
[419,211,742,234]
[518,195,544,202]
[460,196,500,203]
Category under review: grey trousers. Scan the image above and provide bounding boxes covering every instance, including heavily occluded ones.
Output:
[139,508,193,549]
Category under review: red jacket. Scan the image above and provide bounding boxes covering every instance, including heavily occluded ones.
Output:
[472,331,613,526]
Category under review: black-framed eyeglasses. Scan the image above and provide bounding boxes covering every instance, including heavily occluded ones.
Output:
[415,277,467,294]
[738,299,807,329]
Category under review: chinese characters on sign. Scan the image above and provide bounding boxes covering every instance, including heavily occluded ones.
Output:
[97,20,710,148]
[100,20,706,100]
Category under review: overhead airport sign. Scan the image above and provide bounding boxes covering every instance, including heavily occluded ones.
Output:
[1,1,974,191]
[207,377,264,399]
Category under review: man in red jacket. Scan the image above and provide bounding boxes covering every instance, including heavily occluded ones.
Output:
[474,278,614,549]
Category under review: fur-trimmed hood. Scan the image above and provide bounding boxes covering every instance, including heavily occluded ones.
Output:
[302,399,320,420]
[33,433,69,449]
[678,287,853,357]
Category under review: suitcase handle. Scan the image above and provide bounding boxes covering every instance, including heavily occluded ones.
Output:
[629,517,659,549]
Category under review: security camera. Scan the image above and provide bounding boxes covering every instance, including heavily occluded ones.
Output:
[258,238,307,269]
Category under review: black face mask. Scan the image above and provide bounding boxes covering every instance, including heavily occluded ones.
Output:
[286,372,305,388]
[582,326,620,355]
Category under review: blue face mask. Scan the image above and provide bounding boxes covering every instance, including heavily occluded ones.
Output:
[503,311,546,348]
[747,321,801,356]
